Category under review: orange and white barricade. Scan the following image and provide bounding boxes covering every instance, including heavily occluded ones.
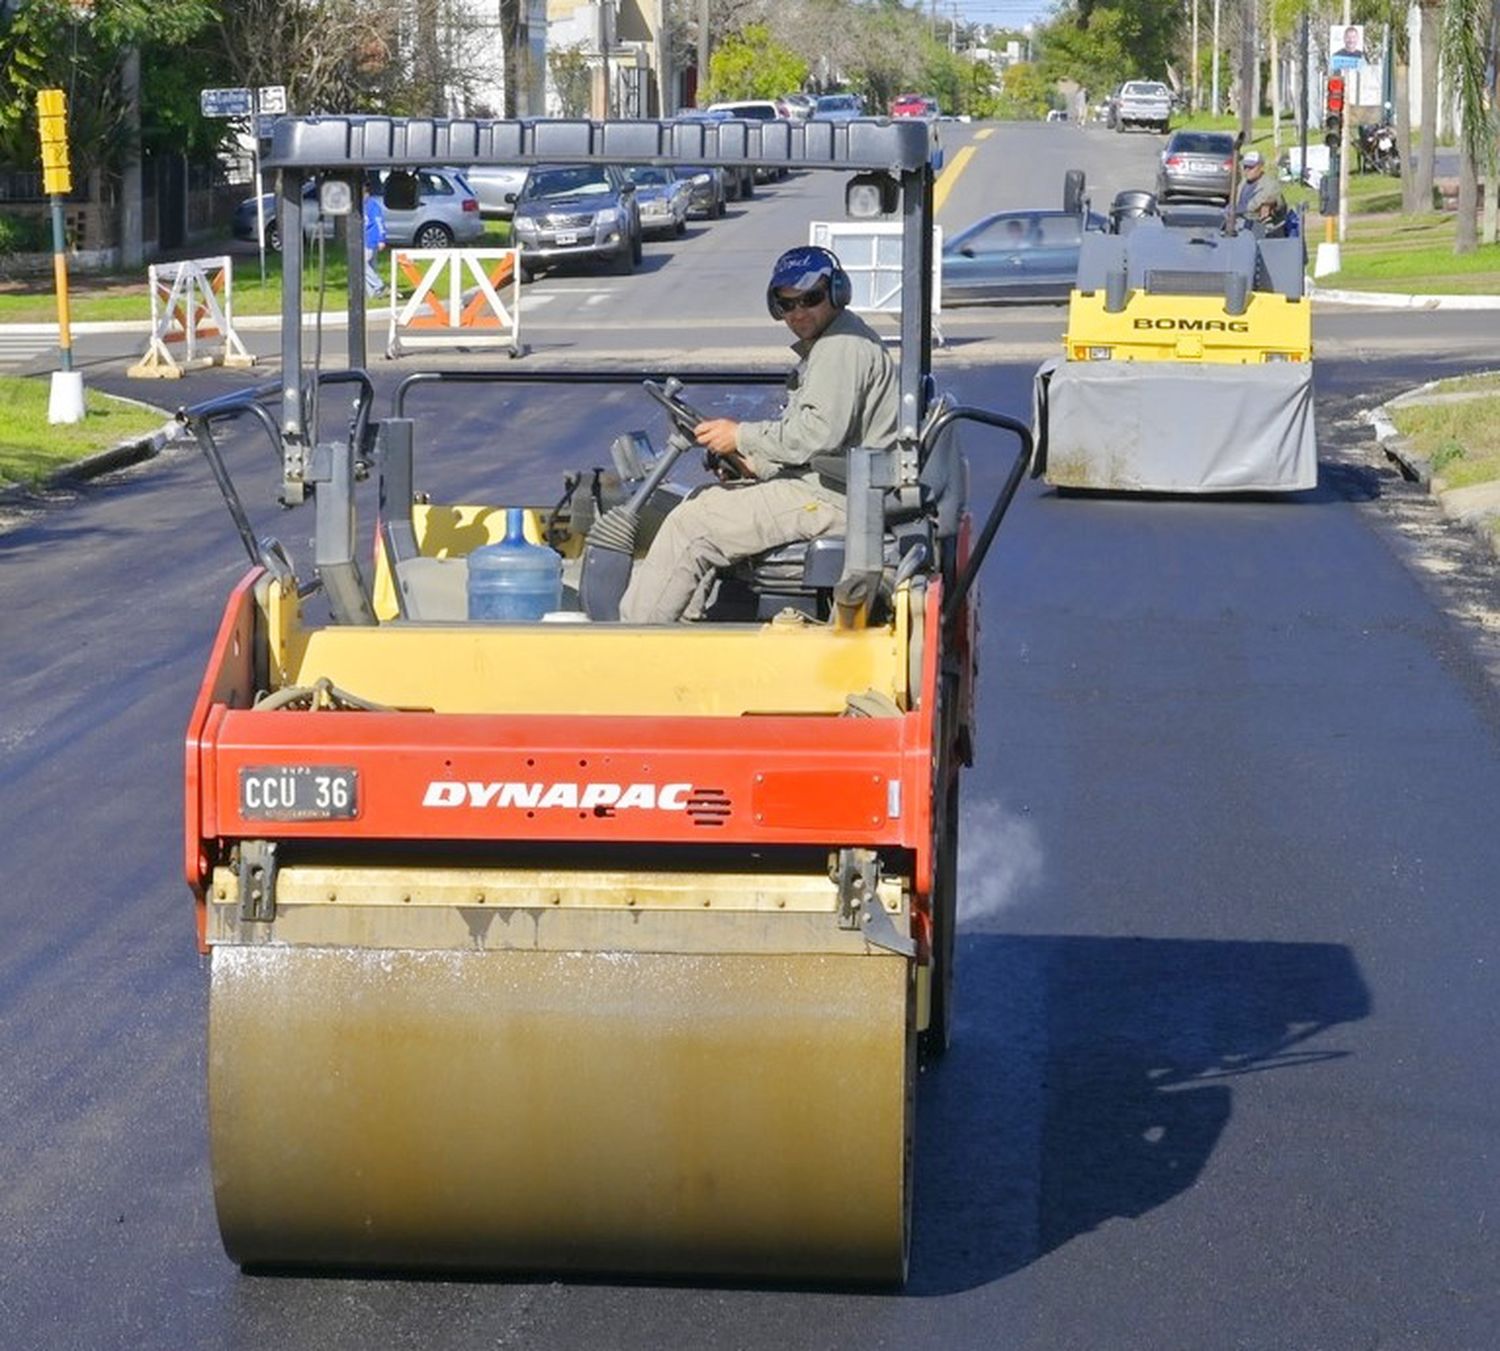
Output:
[386,249,523,359]
[127,255,254,378]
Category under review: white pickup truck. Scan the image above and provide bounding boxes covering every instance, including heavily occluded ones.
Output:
[1111,81,1172,134]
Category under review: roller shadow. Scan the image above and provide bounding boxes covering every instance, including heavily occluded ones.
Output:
[908,934,1371,1295]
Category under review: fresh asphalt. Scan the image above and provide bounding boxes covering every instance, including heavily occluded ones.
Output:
[2,124,1500,1348]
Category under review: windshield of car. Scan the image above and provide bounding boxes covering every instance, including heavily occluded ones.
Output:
[523,167,614,199]
[816,96,859,112]
[716,103,775,119]
[1123,82,1168,96]
[1169,133,1234,155]
[624,166,671,186]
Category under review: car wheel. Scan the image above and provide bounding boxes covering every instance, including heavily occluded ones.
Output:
[414,222,454,249]
[741,174,755,200]
[632,226,643,264]
[266,220,282,252]
[675,214,687,237]
[610,241,633,275]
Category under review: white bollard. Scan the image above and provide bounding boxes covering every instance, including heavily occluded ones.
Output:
[1313,242,1341,279]
[47,370,86,425]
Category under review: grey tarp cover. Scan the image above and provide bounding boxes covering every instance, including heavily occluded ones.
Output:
[1033,358,1317,493]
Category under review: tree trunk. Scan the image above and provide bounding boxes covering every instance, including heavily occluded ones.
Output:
[1269,22,1280,156]
[1455,146,1478,252]
[1415,0,1440,209]
[1239,0,1256,144]
[1396,51,1417,211]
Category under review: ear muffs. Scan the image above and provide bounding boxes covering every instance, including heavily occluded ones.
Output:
[765,245,852,317]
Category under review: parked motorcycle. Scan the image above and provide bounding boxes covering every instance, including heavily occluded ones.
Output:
[1356,123,1400,176]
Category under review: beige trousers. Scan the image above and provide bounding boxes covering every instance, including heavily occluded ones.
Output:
[618,477,844,623]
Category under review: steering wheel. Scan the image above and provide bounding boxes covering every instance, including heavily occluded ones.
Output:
[642,378,752,483]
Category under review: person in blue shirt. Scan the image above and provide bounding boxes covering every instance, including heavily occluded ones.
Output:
[363,192,387,297]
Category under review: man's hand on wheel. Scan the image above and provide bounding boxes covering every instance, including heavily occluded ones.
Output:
[694,418,740,455]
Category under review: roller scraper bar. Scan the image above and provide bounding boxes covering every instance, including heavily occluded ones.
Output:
[264,115,934,175]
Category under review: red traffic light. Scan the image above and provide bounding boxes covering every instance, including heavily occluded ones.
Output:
[1327,76,1345,115]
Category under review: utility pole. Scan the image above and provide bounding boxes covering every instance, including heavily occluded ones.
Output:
[1191,0,1200,113]
[1239,0,1256,143]
[1337,0,1351,245]
[697,0,708,106]
[1211,0,1222,117]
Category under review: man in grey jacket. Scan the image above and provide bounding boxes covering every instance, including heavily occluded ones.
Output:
[620,246,898,623]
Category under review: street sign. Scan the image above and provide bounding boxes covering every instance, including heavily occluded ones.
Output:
[200,87,252,118]
[257,86,287,115]
[256,114,281,139]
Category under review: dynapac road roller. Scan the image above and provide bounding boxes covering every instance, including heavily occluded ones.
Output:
[183,115,1029,1282]
[1033,181,1317,493]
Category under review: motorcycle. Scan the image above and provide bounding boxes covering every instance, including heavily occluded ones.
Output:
[1356,123,1400,176]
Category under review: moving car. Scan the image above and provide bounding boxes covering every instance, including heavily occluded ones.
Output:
[706,98,788,121]
[510,163,642,277]
[231,167,482,251]
[781,93,815,121]
[1111,80,1172,133]
[621,164,691,237]
[1156,130,1235,202]
[810,94,863,123]
[942,207,1107,304]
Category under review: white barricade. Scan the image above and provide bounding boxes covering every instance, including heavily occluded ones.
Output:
[386,248,523,359]
[127,256,254,379]
[808,221,944,343]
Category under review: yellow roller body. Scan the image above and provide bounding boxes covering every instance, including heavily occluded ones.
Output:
[207,871,914,1282]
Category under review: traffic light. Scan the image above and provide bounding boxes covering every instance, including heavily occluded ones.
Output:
[1324,76,1345,151]
[36,88,71,196]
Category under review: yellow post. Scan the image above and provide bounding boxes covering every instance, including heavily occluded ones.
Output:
[37,88,74,373]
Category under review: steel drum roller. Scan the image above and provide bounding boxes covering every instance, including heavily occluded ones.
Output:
[210,939,913,1281]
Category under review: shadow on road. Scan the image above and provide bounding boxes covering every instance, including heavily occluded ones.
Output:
[909,933,1370,1295]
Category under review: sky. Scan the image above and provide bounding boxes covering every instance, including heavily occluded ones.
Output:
[950,0,1056,32]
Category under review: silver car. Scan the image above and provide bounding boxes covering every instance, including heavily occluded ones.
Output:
[621,165,691,237]
[374,167,485,248]
[462,164,529,220]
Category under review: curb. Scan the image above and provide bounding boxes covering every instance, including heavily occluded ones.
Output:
[0,411,181,515]
[1368,379,1500,562]
[1309,284,1500,310]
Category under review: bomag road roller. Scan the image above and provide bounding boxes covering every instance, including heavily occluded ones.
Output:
[182,115,1030,1283]
[1033,179,1317,493]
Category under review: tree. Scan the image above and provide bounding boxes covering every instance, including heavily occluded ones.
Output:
[702,23,806,102]
[1413,0,1441,210]
[1440,0,1497,253]
[0,0,215,178]
[1036,0,1183,97]
[547,42,592,119]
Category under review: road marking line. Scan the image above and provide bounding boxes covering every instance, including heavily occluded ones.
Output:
[934,145,976,215]
[586,294,608,307]
[973,128,995,142]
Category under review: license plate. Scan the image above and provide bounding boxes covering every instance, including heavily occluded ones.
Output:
[240,766,359,820]
[555,231,578,245]
[1189,160,1213,172]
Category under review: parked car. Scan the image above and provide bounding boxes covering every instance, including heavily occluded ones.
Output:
[462,164,529,219]
[891,94,938,119]
[232,168,482,251]
[707,98,789,121]
[1045,108,1069,123]
[1156,130,1235,203]
[510,163,642,277]
[671,164,728,218]
[781,93,815,122]
[810,94,863,123]
[674,109,755,198]
[942,207,1107,304]
[621,164,691,237]
[1112,80,1172,133]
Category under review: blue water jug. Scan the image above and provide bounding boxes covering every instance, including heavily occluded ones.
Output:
[466,508,562,622]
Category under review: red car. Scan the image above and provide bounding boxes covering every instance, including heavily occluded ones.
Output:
[891,94,938,119]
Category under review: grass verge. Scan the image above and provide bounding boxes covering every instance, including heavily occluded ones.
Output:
[0,374,166,486]
[1391,385,1500,490]
[0,223,514,324]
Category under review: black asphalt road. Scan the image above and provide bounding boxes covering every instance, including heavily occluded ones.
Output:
[3,123,1499,1349]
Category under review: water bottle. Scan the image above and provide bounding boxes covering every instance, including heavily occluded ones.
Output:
[466,508,563,622]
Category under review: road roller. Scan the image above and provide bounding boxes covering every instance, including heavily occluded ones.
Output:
[1033,175,1317,493]
[182,115,1031,1282]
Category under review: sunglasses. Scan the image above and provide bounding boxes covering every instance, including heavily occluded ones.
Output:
[773,287,828,315]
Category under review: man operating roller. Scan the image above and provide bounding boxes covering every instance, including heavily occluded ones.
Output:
[619,246,898,624]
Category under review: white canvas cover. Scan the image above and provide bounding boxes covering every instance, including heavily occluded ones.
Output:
[1033,359,1318,493]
